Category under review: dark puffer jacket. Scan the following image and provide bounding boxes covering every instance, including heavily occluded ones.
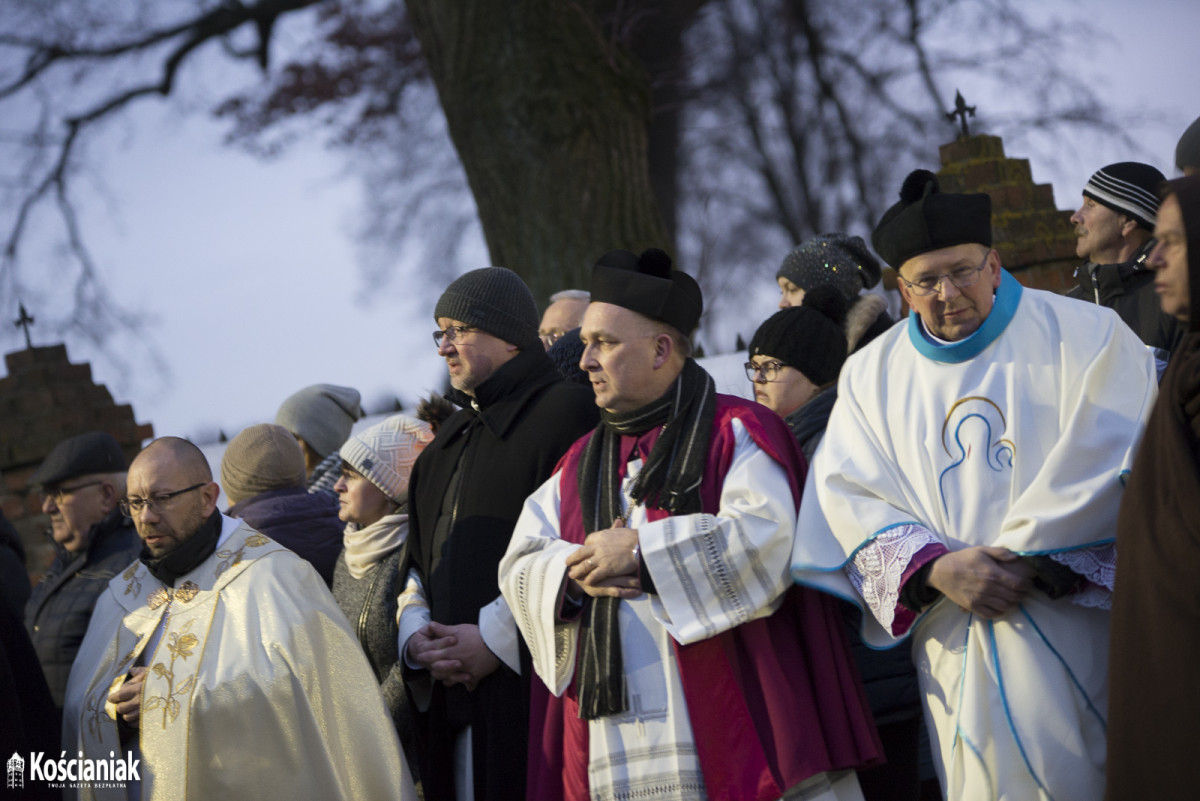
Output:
[25,508,140,708]
[227,486,343,586]
[1068,240,1185,360]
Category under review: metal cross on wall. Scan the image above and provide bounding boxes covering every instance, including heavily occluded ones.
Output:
[946,90,977,138]
[13,302,35,349]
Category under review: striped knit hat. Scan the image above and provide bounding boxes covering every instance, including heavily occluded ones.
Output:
[1082,162,1165,232]
[338,415,433,503]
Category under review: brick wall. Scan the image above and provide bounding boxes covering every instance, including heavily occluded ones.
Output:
[0,344,152,579]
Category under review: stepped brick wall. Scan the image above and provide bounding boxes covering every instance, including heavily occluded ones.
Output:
[0,344,152,579]
[938,134,1080,292]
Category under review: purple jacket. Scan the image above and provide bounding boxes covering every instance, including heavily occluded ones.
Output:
[227,487,343,586]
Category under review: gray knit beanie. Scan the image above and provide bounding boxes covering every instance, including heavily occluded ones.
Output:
[339,415,433,503]
[275,384,363,459]
[221,423,308,505]
[433,267,540,350]
[1177,116,1200,173]
[776,233,883,302]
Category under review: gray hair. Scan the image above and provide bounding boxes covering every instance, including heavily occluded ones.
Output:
[548,289,590,303]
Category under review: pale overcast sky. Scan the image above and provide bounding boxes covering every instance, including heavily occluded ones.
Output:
[1,0,1197,443]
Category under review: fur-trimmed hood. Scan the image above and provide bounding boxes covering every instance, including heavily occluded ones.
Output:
[846,293,890,352]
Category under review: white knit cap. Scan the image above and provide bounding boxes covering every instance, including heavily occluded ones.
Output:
[338,415,433,502]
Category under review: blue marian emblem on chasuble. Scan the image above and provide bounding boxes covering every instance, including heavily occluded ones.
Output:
[937,396,1015,515]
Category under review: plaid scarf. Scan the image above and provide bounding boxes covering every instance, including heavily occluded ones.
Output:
[575,358,716,719]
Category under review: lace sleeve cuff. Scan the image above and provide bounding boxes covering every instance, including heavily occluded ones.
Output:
[1048,543,1116,609]
[844,525,944,633]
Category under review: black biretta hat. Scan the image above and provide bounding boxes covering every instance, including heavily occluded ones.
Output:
[871,170,992,271]
[590,248,703,335]
[29,431,127,488]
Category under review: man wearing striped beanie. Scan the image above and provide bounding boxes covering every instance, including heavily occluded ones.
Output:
[1068,161,1183,369]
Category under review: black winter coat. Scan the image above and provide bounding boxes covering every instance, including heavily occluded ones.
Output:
[404,346,599,801]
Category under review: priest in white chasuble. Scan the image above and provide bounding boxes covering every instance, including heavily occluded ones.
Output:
[792,169,1156,801]
[63,437,416,801]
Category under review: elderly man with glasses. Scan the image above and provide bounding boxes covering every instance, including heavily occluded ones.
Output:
[63,436,418,801]
[792,169,1157,801]
[25,431,140,710]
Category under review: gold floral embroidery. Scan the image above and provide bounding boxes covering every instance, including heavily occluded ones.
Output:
[147,587,170,610]
[147,581,202,610]
[214,533,267,578]
[143,619,200,729]
[124,563,144,597]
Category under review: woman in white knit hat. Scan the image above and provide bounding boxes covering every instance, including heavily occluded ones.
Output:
[330,414,433,788]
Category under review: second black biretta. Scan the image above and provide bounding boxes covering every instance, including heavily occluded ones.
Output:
[871,169,992,271]
[590,248,703,335]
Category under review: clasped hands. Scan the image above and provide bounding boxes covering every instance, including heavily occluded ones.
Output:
[927,545,1038,619]
[564,526,642,600]
[406,622,500,691]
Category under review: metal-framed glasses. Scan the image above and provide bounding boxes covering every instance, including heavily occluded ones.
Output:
[540,330,565,349]
[745,360,787,383]
[898,253,988,297]
[432,325,476,347]
[120,483,206,517]
[39,480,103,505]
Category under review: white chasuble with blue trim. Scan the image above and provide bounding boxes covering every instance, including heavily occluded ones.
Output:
[792,272,1156,801]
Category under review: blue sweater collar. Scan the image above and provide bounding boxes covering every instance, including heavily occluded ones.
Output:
[907,269,1022,363]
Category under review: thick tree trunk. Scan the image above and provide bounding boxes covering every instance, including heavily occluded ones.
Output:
[406,0,671,306]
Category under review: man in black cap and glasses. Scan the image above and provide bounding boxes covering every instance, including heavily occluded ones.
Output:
[25,430,140,709]
[792,169,1156,800]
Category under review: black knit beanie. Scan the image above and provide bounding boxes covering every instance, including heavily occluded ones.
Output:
[776,233,883,301]
[546,328,589,385]
[434,267,541,350]
[749,286,849,387]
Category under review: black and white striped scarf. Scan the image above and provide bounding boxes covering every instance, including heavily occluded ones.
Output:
[575,358,716,719]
